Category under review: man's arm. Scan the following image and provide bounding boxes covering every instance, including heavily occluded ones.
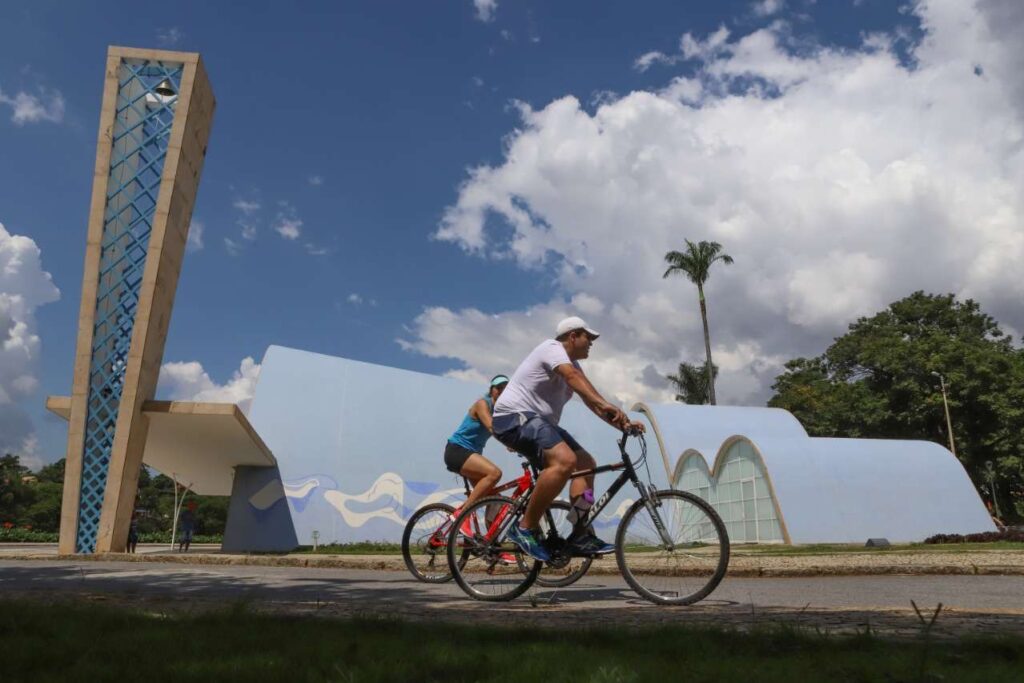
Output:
[555,364,633,430]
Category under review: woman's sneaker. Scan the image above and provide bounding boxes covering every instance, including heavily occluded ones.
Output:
[507,525,551,562]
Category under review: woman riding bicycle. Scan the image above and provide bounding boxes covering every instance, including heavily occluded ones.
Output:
[444,374,510,512]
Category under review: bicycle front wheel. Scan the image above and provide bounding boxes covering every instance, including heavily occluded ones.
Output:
[402,503,457,583]
[448,495,540,602]
[615,490,730,605]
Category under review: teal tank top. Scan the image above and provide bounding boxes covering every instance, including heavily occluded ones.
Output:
[449,396,493,453]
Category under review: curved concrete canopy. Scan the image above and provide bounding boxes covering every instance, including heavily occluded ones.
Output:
[46,397,276,495]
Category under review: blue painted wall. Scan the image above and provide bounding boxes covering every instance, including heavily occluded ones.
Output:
[246,345,640,544]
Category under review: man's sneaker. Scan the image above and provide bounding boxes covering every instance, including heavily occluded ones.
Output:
[569,533,615,556]
[496,552,518,565]
[507,525,551,562]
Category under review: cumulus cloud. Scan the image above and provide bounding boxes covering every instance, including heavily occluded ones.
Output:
[158,357,261,413]
[408,0,1024,407]
[474,0,497,23]
[0,222,60,456]
[0,85,65,125]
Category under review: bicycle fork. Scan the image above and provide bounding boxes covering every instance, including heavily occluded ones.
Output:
[640,485,675,550]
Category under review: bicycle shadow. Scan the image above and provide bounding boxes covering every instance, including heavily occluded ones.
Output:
[527,584,739,608]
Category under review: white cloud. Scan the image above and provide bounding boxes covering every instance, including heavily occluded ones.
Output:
[305,243,328,256]
[308,175,323,186]
[156,27,183,46]
[158,357,261,414]
[224,237,241,256]
[273,202,303,240]
[752,0,785,17]
[474,0,497,23]
[347,293,363,304]
[186,220,204,252]
[240,222,257,241]
[275,217,302,240]
[410,0,1024,407]
[0,222,60,456]
[634,51,676,72]
[0,86,65,125]
[233,199,260,214]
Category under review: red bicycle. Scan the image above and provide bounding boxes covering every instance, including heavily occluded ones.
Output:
[401,461,592,587]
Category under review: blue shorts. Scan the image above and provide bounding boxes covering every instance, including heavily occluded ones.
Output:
[492,412,583,470]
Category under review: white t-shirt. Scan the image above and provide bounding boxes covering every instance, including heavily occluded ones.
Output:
[493,339,581,424]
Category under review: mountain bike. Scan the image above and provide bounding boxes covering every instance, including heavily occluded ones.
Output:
[447,428,730,605]
[401,461,592,587]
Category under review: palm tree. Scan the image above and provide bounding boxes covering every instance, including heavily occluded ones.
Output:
[663,240,734,405]
[666,361,718,405]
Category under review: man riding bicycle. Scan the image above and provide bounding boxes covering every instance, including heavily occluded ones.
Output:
[491,316,646,561]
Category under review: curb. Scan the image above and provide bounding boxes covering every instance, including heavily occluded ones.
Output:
[3,551,1023,578]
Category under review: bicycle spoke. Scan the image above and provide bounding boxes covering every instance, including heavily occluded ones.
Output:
[449,495,540,601]
[616,491,729,604]
[402,503,457,583]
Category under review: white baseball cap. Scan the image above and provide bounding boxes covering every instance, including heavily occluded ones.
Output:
[556,316,600,339]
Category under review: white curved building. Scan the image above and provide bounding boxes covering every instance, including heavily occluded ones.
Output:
[232,346,994,547]
[636,403,996,543]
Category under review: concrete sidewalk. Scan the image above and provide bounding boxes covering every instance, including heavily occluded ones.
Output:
[2,543,1023,577]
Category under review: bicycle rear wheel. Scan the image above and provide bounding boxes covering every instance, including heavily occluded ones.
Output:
[525,500,593,588]
[402,503,459,583]
[615,490,730,605]
[448,495,540,601]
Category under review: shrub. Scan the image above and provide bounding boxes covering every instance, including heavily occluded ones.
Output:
[923,529,1024,544]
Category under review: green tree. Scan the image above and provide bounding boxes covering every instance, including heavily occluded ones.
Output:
[0,454,35,527]
[666,361,719,405]
[769,291,1024,520]
[663,240,734,405]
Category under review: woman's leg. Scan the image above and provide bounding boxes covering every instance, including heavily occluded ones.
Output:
[459,453,502,509]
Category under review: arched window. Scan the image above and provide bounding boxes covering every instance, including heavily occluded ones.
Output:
[676,440,783,543]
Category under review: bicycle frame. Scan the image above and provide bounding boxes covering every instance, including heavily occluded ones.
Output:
[571,433,675,547]
[487,432,675,549]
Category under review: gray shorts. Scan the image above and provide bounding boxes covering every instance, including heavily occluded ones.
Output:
[492,412,582,470]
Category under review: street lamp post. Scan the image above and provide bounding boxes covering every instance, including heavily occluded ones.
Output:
[931,372,957,458]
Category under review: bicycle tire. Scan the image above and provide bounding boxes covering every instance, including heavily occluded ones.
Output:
[402,502,458,583]
[615,489,730,606]
[448,495,541,602]
[524,500,594,588]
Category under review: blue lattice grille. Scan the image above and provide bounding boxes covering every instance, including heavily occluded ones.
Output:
[76,59,184,553]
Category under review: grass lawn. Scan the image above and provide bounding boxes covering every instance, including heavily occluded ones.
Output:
[1,599,1023,682]
[288,541,1024,557]
[733,541,1024,556]
[293,542,404,555]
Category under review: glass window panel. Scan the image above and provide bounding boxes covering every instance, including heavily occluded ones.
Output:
[742,480,755,500]
[745,521,757,540]
[744,500,756,519]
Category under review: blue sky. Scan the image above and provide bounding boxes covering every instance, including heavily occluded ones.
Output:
[2,0,1022,468]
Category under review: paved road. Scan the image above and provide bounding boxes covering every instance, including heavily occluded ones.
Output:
[3,558,1024,637]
